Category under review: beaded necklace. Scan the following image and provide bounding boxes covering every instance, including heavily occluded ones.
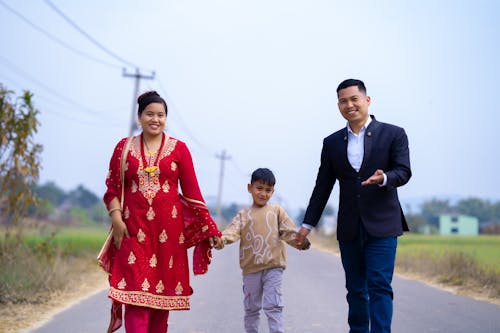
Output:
[140,132,165,177]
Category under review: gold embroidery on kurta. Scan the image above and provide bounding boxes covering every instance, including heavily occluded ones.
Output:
[118,278,127,289]
[147,206,155,221]
[179,232,185,244]
[106,170,111,179]
[149,254,157,268]
[159,230,167,243]
[171,161,177,171]
[132,180,138,193]
[169,256,174,268]
[202,225,208,232]
[162,181,170,193]
[172,206,177,218]
[163,138,177,157]
[137,229,146,242]
[124,206,130,219]
[128,251,136,264]
[131,138,177,204]
[142,278,150,291]
[175,282,183,295]
[156,280,165,294]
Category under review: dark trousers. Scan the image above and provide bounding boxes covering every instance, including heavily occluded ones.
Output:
[339,224,397,333]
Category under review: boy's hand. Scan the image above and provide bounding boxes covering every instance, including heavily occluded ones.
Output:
[295,227,311,249]
[301,237,311,250]
[213,236,224,250]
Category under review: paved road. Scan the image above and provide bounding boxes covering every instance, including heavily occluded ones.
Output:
[31,245,500,333]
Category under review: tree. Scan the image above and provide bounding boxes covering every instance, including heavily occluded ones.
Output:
[67,184,100,209]
[36,181,66,206]
[0,85,42,236]
[456,197,492,223]
[420,198,453,226]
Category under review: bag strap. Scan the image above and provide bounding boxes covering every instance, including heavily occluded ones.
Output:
[120,136,133,209]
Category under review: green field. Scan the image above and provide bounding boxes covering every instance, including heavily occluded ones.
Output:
[1,226,108,256]
[397,234,500,273]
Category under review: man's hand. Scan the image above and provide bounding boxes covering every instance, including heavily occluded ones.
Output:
[361,169,384,186]
[295,227,311,249]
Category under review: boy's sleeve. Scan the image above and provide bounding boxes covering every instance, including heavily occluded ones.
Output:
[278,207,300,244]
[278,206,311,250]
[221,212,243,247]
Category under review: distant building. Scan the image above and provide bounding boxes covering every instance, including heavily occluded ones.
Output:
[439,214,478,236]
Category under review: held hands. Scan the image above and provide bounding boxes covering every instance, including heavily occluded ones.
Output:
[294,227,311,250]
[207,236,218,248]
[361,169,385,186]
[213,236,224,250]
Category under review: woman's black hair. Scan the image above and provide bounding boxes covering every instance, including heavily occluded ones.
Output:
[137,90,168,116]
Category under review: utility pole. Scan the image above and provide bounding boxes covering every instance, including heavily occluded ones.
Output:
[215,149,231,222]
[123,68,155,136]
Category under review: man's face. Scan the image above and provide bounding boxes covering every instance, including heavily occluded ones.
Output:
[337,85,371,124]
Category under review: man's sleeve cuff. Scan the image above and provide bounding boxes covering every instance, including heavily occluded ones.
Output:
[379,173,388,187]
[301,223,314,230]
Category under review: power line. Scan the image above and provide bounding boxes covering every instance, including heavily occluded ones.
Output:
[0,74,122,128]
[43,0,146,71]
[0,55,102,116]
[0,0,122,69]
[154,74,212,151]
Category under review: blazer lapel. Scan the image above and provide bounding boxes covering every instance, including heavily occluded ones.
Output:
[360,115,379,172]
[340,127,354,171]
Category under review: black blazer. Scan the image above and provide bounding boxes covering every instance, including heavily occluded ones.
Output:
[303,115,412,241]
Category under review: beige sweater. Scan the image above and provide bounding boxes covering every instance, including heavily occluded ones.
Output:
[221,204,300,275]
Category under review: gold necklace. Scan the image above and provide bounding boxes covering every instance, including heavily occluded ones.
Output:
[143,138,157,156]
[141,133,165,177]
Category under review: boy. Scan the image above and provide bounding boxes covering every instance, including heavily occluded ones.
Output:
[214,168,310,333]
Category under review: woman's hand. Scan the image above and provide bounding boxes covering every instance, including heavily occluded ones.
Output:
[111,217,129,249]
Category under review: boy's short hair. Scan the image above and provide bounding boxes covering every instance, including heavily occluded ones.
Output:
[251,168,276,186]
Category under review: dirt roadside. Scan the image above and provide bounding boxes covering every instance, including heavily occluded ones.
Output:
[0,267,108,333]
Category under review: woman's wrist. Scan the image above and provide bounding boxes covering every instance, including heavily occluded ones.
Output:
[108,207,122,217]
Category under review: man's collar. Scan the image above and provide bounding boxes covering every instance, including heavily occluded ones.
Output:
[347,115,372,134]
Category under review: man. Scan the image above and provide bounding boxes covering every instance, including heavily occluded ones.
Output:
[296,79,411,333]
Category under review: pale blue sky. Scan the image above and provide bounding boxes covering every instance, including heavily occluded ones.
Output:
[1,0,499,215]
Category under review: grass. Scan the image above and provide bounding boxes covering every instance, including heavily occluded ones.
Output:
[0,226,108,304]
[397,234,500,272]
[310,232,500,302]
[395,234,500,300]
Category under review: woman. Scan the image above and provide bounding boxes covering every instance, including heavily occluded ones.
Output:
[102,90,221,332]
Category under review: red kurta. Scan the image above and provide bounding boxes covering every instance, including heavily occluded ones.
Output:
[103,134,220,312]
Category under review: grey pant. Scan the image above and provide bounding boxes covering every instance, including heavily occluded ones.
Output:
[242,267,284,333]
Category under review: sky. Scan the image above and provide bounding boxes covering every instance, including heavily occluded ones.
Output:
[1,0,499,217]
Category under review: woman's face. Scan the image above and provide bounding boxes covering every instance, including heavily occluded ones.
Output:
[139,102,166,136]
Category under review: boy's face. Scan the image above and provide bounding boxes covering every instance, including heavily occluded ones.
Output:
[247,180,274,207]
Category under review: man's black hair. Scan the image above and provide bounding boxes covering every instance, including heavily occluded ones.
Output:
[250,168,276,186]
[336,79,367,96]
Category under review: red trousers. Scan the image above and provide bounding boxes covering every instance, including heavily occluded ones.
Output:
[124,304,169,333]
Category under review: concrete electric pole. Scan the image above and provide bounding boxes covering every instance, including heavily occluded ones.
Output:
[123,68,155,136]
[215,149,231,222]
